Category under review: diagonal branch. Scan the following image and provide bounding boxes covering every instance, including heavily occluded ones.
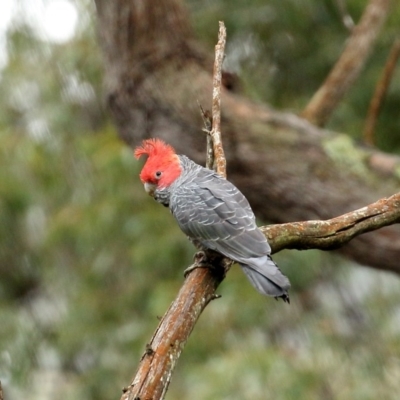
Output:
[120,258,225,400]
[363,38,400,146]
[262,192,400,253]
[301,0,392,126]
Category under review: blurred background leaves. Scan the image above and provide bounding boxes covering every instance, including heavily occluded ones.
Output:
[0,0,400,399]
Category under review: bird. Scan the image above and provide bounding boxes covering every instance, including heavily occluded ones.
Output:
[134,138,290,302]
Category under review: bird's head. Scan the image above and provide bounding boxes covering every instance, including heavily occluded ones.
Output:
[134,138,182,196]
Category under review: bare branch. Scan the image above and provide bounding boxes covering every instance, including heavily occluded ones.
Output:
[301,0,392,126]
[120,257,225,400]
[198,20,227,176]
[198,103,214,170]
[262,192,400,253]
[363,38,400,146]
[211,21,227,178]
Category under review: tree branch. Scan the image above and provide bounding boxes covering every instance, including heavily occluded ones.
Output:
[120,257,225,400]
[198,21,227,176]
[198,104,213,170]
[261,192,400,253]
[363,38,400,146]
[210,21,227,178]
[301,0,392,126]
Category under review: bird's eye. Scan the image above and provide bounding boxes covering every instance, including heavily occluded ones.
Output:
[155,171,162,179]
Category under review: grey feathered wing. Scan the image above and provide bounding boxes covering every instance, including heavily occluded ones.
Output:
[170,168,290,301]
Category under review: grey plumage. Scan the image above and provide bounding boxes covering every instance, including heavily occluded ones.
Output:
[154,155,290,302]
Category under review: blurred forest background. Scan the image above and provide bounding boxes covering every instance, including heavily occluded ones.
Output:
[1,0,400,399]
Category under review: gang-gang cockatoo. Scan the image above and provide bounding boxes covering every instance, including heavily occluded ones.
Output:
[134,138,290,302]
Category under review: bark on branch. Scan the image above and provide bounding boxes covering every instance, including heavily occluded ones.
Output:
[120,260,225,400]
[210,21,227,178]
[262,192,400,253]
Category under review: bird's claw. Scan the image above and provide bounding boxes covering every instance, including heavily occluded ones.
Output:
[193,250,208,264]
[274,294,290,304]
[184,251,213,277]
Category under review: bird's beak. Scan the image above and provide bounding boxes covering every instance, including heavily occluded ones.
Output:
[144,182,157,197]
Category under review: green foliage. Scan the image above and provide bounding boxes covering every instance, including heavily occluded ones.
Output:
[1,1,400,399]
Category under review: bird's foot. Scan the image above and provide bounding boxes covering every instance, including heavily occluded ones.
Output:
[184,251,213,277]
[274,293,290,304]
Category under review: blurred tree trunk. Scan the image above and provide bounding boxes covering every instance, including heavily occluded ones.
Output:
[94,0,400,273]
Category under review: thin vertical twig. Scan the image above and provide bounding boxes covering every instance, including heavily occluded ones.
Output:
[211,21,227,178]
[198,103,214,170]
[363,38,400,146]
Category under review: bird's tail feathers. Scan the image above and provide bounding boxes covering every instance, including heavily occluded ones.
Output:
[239,256,290,303]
